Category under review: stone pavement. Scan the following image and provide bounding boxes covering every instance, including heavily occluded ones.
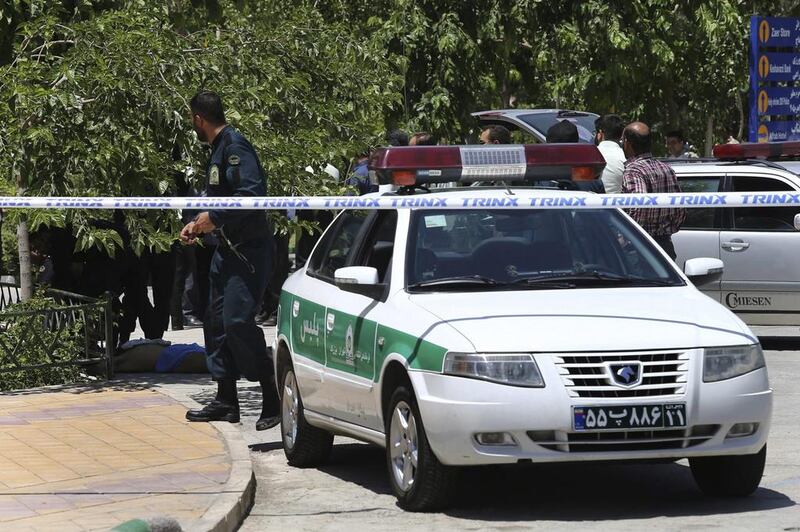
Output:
[0,377,247,531]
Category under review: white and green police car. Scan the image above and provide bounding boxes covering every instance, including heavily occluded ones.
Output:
[273,144,772,511]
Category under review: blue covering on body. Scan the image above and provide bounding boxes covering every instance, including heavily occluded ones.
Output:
[155,343,206,372]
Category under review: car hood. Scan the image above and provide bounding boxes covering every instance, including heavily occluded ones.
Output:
[407,287,755,352]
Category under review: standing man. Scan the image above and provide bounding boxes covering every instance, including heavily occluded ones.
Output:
[181,91,280,430]
[594,114,626,194]
[621,122,686,259]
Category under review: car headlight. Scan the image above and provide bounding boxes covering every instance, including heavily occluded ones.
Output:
[443,353,544,387]
[703,344,765,382]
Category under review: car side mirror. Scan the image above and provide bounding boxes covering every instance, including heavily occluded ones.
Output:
[334,266,385,299]
[794,213,800,231]
[684,257,724,285]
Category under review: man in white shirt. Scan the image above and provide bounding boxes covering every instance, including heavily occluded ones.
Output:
[594,114,626,194]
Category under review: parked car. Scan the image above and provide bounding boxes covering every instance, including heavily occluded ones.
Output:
[671,141,800,326]
[472,109,599,143]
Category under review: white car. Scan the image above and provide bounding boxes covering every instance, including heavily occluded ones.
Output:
[671,141,800,327]
[273,144,772,511]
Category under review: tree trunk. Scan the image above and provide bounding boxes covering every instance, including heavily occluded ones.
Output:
[705,115,714,157]
[14,161,32,300]
[736,90,745,141]
[16,219,32,300]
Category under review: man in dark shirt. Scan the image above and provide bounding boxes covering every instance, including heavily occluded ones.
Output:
[181,91,280,431]
[621,122,686,259]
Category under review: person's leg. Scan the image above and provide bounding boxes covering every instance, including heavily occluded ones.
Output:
[653,235,677,261]
[170,243,188,330]
[219,238,280,429]
[186,248,240,423]
[150,248,175,337]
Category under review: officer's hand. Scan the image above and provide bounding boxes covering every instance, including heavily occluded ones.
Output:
[192,212,216,234]
[180,222,198,244]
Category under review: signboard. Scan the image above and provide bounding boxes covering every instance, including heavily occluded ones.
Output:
[755,87,800,116]
[750,16,800,142]
[754,16,800,48]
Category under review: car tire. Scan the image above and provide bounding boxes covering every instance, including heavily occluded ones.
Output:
[385,385,457,511]
[280,368,333,467]
[689,445,766,497]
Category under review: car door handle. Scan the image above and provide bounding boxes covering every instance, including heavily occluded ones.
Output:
[721,239,750,252]
[326,313,335,331]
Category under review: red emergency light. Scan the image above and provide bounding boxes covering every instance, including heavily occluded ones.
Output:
[712,141,800,160]
[368,144,606,186]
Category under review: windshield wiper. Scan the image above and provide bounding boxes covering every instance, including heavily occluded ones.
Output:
[510,270,678,287]
[407,275,502,290]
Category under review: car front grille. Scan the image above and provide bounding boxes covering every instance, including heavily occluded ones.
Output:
[553,350,690,398]
[528,425,719,453]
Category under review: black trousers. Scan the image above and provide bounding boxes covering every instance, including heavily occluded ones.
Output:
[652,234,677,261]
[119,248,174,342]
[204,237,273,381]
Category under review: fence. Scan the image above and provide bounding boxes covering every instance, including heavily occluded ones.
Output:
[0,283,114,387]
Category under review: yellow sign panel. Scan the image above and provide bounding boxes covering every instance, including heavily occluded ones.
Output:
[758,90,769,114]
[759,55,770,79]
[758,125,769,143]
[759,20,770,44]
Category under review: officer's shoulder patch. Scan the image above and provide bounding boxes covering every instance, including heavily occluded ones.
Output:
[228,154,240,166]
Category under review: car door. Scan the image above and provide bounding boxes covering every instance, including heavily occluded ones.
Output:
[672,173,723,300]
[322,210,397,429]
[290,210,370,416]
[719,173,800,325]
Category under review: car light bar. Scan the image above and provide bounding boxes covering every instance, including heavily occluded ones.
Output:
[712,140,800,160]
[368,144,606,186]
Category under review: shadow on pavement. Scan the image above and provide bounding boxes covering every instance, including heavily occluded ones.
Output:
[292,441,795,521]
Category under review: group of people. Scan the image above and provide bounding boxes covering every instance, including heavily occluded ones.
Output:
[478,116,687,259]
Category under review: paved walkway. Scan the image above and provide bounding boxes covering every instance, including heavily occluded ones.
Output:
[0,381,234,531]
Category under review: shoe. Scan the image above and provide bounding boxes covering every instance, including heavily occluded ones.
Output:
[185,400,240,423]
[256,414,281,431]
[183,315,203,329]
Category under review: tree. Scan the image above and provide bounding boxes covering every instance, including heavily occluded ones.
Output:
[0,0,402,295]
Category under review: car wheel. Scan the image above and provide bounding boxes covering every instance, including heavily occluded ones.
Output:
[385,385,457,511]
[689,445,766,497]
[281,368,333,467]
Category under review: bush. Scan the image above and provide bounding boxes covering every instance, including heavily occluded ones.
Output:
[0,291,91,391]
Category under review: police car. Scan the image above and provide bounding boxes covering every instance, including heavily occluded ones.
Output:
[273,144,772,511]
[671,141,800,327]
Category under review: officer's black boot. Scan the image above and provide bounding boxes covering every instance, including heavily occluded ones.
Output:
[255,377,281,431]
[186,379,240,423]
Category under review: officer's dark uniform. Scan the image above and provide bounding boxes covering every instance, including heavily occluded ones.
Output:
[202,125,274,383]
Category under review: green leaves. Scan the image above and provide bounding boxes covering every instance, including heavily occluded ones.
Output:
[0,0,401,256]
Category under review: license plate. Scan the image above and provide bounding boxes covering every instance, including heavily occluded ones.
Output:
[573,404,686,431]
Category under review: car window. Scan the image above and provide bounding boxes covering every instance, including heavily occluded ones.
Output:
[308,210,369,280]
[406,209,683,288]
[518,113,597,143]
[731,176,799,231]
[354,210,397,283]
[677,176,721,229]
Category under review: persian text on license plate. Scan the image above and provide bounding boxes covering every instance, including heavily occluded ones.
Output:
[573,404,686,431]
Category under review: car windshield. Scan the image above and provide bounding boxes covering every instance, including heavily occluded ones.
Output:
[518,112,597,143]
[406,208,685,291]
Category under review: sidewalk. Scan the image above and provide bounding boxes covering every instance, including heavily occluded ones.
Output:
[0,376,251,531]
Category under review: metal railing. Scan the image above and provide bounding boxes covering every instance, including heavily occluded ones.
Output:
[0,283,114,384]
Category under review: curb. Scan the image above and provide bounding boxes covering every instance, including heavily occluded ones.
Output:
[153,386,256,532]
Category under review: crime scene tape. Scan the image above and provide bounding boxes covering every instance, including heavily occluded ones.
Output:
[0,191,798,210]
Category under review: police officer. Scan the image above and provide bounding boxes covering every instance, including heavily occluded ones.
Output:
[181,91,280,430]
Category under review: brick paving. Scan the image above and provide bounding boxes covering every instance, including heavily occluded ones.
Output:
[0,384,230,531]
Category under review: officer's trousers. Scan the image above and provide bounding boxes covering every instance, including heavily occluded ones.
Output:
[204,237,274,381]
